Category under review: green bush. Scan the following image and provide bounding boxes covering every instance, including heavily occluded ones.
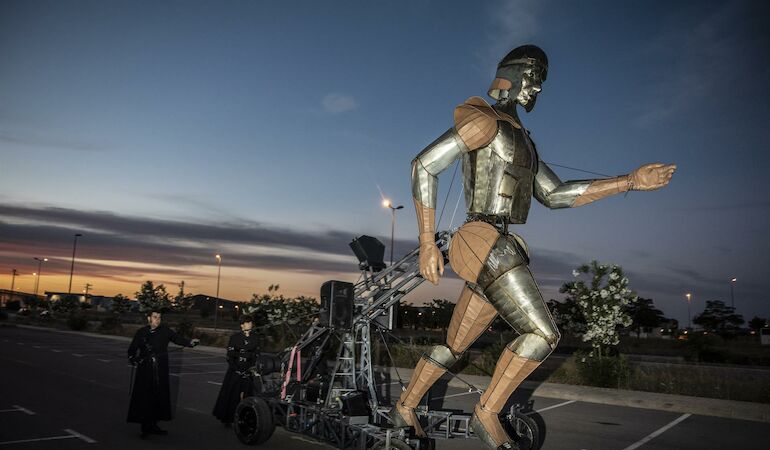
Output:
[67,314,89,331]
[574,350,630,388]
[98,316,122,332]
[176,319,195,339]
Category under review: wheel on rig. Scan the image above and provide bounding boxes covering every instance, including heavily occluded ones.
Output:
[505,410,540,450]
[371,437,413,450]
[234,396,275,445]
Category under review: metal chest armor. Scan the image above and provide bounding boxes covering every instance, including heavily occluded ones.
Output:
[462,120,537,224]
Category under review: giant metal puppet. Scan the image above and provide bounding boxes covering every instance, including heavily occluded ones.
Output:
[390,45,676,450]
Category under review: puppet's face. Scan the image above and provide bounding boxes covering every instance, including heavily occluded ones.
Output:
[241,320,254,334]
[515,66,544,113]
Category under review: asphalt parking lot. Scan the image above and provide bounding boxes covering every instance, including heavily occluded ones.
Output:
[1,326,768,449]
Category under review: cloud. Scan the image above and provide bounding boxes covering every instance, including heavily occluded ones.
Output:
[633,1,770,127]
[0,203,400,280]
[322,93,358,113]
[0,131,106,152]
[477,0,544,69]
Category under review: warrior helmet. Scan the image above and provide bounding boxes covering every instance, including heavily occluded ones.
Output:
[488,45,548,100]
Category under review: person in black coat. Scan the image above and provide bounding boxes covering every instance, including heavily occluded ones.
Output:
[127,309,199,437]
[212,314,260,426]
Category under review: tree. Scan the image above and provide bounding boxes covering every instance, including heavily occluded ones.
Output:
[558,261,637,356]
[548,297,586,336]
[426,299,454,329]
[626,297,666,338]
[135,281,171,313]
[748,316,767,332]
[173,281,195,314]
[111,294,130,316]
[54,294,81,313]
[693,300,744,336]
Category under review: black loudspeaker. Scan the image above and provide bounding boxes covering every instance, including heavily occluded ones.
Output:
[320,280,354,329]
[374,301,398,331]
[340,390,371,417]
[350,235,386,272]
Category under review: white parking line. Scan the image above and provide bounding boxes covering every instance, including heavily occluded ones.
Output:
[64,429,97,443]
[207,381,223,386]
[72,353,84,357]
[0,428,96,445]
[169,362,225,367]
[532,400,576,413]
[0,405,35,415]
[171,370,227,377]
[16,342,24,345]
[622,413,691,450]
[97,359,111,363]
[33,345,44,349]
[51,349,62,353]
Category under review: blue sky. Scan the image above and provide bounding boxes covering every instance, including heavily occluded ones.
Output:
[1,0,769,326]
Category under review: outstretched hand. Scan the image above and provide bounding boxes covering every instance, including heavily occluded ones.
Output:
[630,163,677,191]
[419,242,444,285]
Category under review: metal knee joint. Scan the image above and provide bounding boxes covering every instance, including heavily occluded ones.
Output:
[426,344,459,369]
[507,332,557,362]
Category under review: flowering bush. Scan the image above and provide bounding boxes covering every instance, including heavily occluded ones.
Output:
[243,292,319,328]
[558,261,637,356]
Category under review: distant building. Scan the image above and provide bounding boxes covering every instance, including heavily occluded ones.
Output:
[0,289,43,309]
[186,294,242,316]
[45,291,87,304]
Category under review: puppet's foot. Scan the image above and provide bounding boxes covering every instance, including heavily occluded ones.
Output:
[390,403,426,437]
[470,404,519,450]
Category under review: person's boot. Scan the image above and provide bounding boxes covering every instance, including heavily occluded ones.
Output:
[390,357,446,437]
[470,347,540,450]
[140,422,152,438]
[149,422,168,435]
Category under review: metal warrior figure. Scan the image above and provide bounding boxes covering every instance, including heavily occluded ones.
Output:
[391,45,676,450]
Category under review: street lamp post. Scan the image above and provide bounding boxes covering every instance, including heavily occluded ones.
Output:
[33,257,47,297]
[686,293,692,329]
[382,199,404,266]
[213,254,222,330]
[67,233,83,295]
[730,277,737,309]
[10,269,18,292]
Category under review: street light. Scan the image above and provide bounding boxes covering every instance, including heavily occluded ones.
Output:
[67,233,83,294]
[213,254,222,330]
[382,199,404,266]
[730,277,737,309]
[10,269,18,292]
[33,257,47,297]
[686,293,692,329]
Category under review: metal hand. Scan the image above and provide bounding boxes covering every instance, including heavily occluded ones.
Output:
[630,163,677,191]
[419,242,444,285]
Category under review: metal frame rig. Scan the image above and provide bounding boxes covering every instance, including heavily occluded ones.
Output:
[236,232,540,450]
[286,231,451,413]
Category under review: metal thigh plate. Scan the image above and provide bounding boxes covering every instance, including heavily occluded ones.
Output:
[482,266,559,350]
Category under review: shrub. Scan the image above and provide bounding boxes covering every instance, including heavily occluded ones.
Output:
[574,350,630,388]
[176,319,195,339]
[67,314,89,331]
[98,316,122,332]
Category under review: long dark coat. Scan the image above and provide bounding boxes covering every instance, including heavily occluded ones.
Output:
[212,331,259,423]
[127,324,193,424]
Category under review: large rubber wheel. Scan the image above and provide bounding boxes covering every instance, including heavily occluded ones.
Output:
[234,396,275,445]
[371,437,413,450]
[505,410,540,450]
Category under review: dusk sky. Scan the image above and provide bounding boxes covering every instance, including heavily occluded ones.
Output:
[1,0,769,327]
